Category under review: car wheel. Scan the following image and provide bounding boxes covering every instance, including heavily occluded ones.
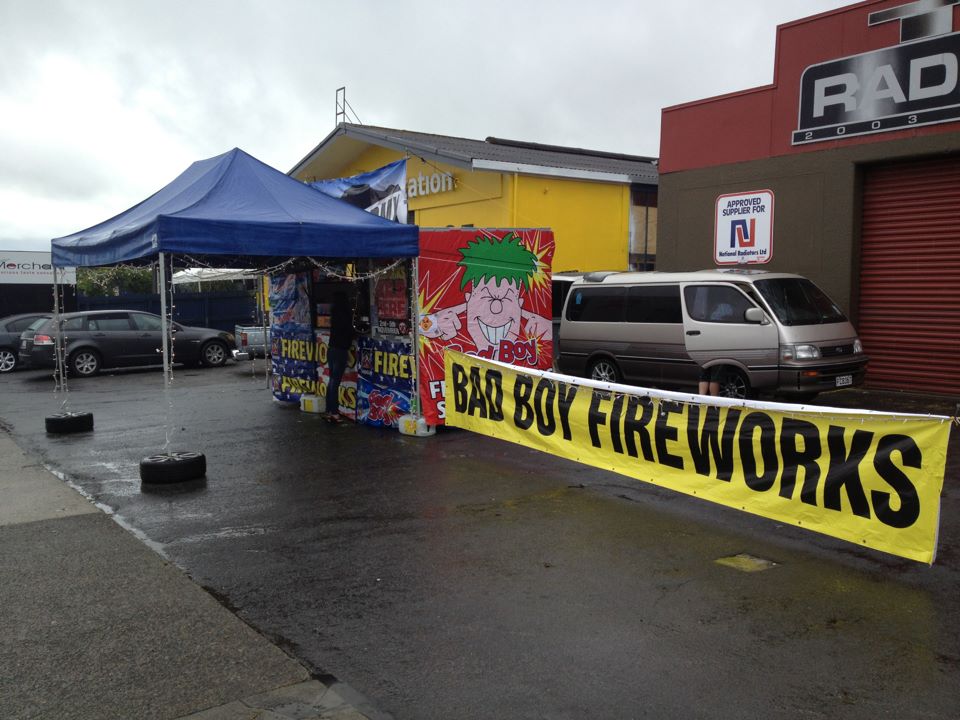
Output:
[140,451,207,483]
[0,348,16,373]
[69,349,101,377]
[589,357,622,384]
[45,411,94,434]
[200,340,228,367]
[716,367,751,399]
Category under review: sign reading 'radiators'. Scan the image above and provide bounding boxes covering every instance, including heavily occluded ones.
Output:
[714,190,773,265]
[0,251,76,285]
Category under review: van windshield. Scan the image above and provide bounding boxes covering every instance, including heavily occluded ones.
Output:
[753,278,847,326]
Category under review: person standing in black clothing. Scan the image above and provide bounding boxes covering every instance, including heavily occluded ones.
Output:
[324,290,354,423]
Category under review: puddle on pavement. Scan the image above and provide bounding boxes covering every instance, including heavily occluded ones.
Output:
[715,553,779,572]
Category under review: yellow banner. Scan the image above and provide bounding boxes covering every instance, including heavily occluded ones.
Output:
[444,350,951,564]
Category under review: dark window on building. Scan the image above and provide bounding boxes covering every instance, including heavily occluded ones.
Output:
[552,279,578,320]
[626,285,682,323]
[565,286,626,322]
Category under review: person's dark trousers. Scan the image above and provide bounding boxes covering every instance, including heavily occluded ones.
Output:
[326,345,348,414]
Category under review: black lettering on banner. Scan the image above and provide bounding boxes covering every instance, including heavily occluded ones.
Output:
[514,375,534,430]
[739,412,779,492]
[623,396,655,461]
[588,390,608,449]
[824,426,872,518]
[468,367,487,418]
[655,402,684,470]
[609,394,626,454]
[452,363,468,413]
[485,369,504,422]
[779,417,822,502]
[556,383,578,441]
[872,434,922,529]
[687,406,741,481]
[534,377,556,436]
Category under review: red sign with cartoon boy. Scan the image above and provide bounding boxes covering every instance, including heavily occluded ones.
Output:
[417,228,554,425]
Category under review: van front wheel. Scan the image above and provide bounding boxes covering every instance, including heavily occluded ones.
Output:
[589,358,621,384]
[716,368,751,399]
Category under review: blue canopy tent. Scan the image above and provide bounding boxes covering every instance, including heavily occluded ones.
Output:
[45,149,422,471]
[51,147,418,268]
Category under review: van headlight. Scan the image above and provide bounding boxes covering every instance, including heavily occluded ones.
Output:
[853,338,863,354]
[781,344,821,361]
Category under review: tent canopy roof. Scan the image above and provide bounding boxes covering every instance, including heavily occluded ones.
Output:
[51,148,418,268]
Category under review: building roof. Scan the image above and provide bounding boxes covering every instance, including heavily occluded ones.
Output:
[290,124,659,186]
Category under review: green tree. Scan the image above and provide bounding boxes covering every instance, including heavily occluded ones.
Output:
[76,266,154,297]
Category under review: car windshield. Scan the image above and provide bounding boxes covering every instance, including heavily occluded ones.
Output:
[26,317,49,331]
[753,278,847,326]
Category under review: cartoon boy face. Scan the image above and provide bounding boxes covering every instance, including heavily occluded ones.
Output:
[464,276,524,352]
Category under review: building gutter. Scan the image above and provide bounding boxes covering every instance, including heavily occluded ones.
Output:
[471,160,632,184]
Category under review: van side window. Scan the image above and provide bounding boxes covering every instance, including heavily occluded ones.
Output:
[566,287,626,322]
[684,286,755,323]
[626,285,682,323]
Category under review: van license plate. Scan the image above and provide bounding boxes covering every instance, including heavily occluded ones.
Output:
[836,374,853,387]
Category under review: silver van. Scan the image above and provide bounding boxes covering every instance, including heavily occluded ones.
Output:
[557,269,868,400]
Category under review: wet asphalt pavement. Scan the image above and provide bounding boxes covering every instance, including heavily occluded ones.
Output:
[2,360,959,719]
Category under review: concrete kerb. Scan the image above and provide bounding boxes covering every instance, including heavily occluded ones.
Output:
[0,428,383,720]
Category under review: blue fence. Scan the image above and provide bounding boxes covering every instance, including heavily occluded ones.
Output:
[77,290,258,333]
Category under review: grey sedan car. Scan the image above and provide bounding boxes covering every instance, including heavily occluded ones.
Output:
[27,310,234,377]
[0,312,51,373]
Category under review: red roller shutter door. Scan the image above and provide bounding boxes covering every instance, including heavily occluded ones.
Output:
[859,157,960,395]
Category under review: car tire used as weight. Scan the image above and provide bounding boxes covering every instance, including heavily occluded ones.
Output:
[140,451,207,484]
[45,411,94,434]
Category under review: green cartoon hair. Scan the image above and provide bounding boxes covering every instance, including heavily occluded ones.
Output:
[457,232,537,291]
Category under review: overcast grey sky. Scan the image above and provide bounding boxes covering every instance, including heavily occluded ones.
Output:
[0,0,854,251]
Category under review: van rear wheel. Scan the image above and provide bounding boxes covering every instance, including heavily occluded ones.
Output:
[716,368,751,399]
[589,358,621,384]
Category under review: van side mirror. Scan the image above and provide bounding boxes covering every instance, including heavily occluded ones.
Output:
[744,307,767,324]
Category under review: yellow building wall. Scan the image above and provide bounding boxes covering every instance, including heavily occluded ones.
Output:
[512,175,629,272]
[296,145,632,272]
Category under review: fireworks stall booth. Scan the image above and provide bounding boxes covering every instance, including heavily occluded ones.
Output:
[269,226,555,432]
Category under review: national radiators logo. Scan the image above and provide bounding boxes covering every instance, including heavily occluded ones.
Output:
[714,190,773,265]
